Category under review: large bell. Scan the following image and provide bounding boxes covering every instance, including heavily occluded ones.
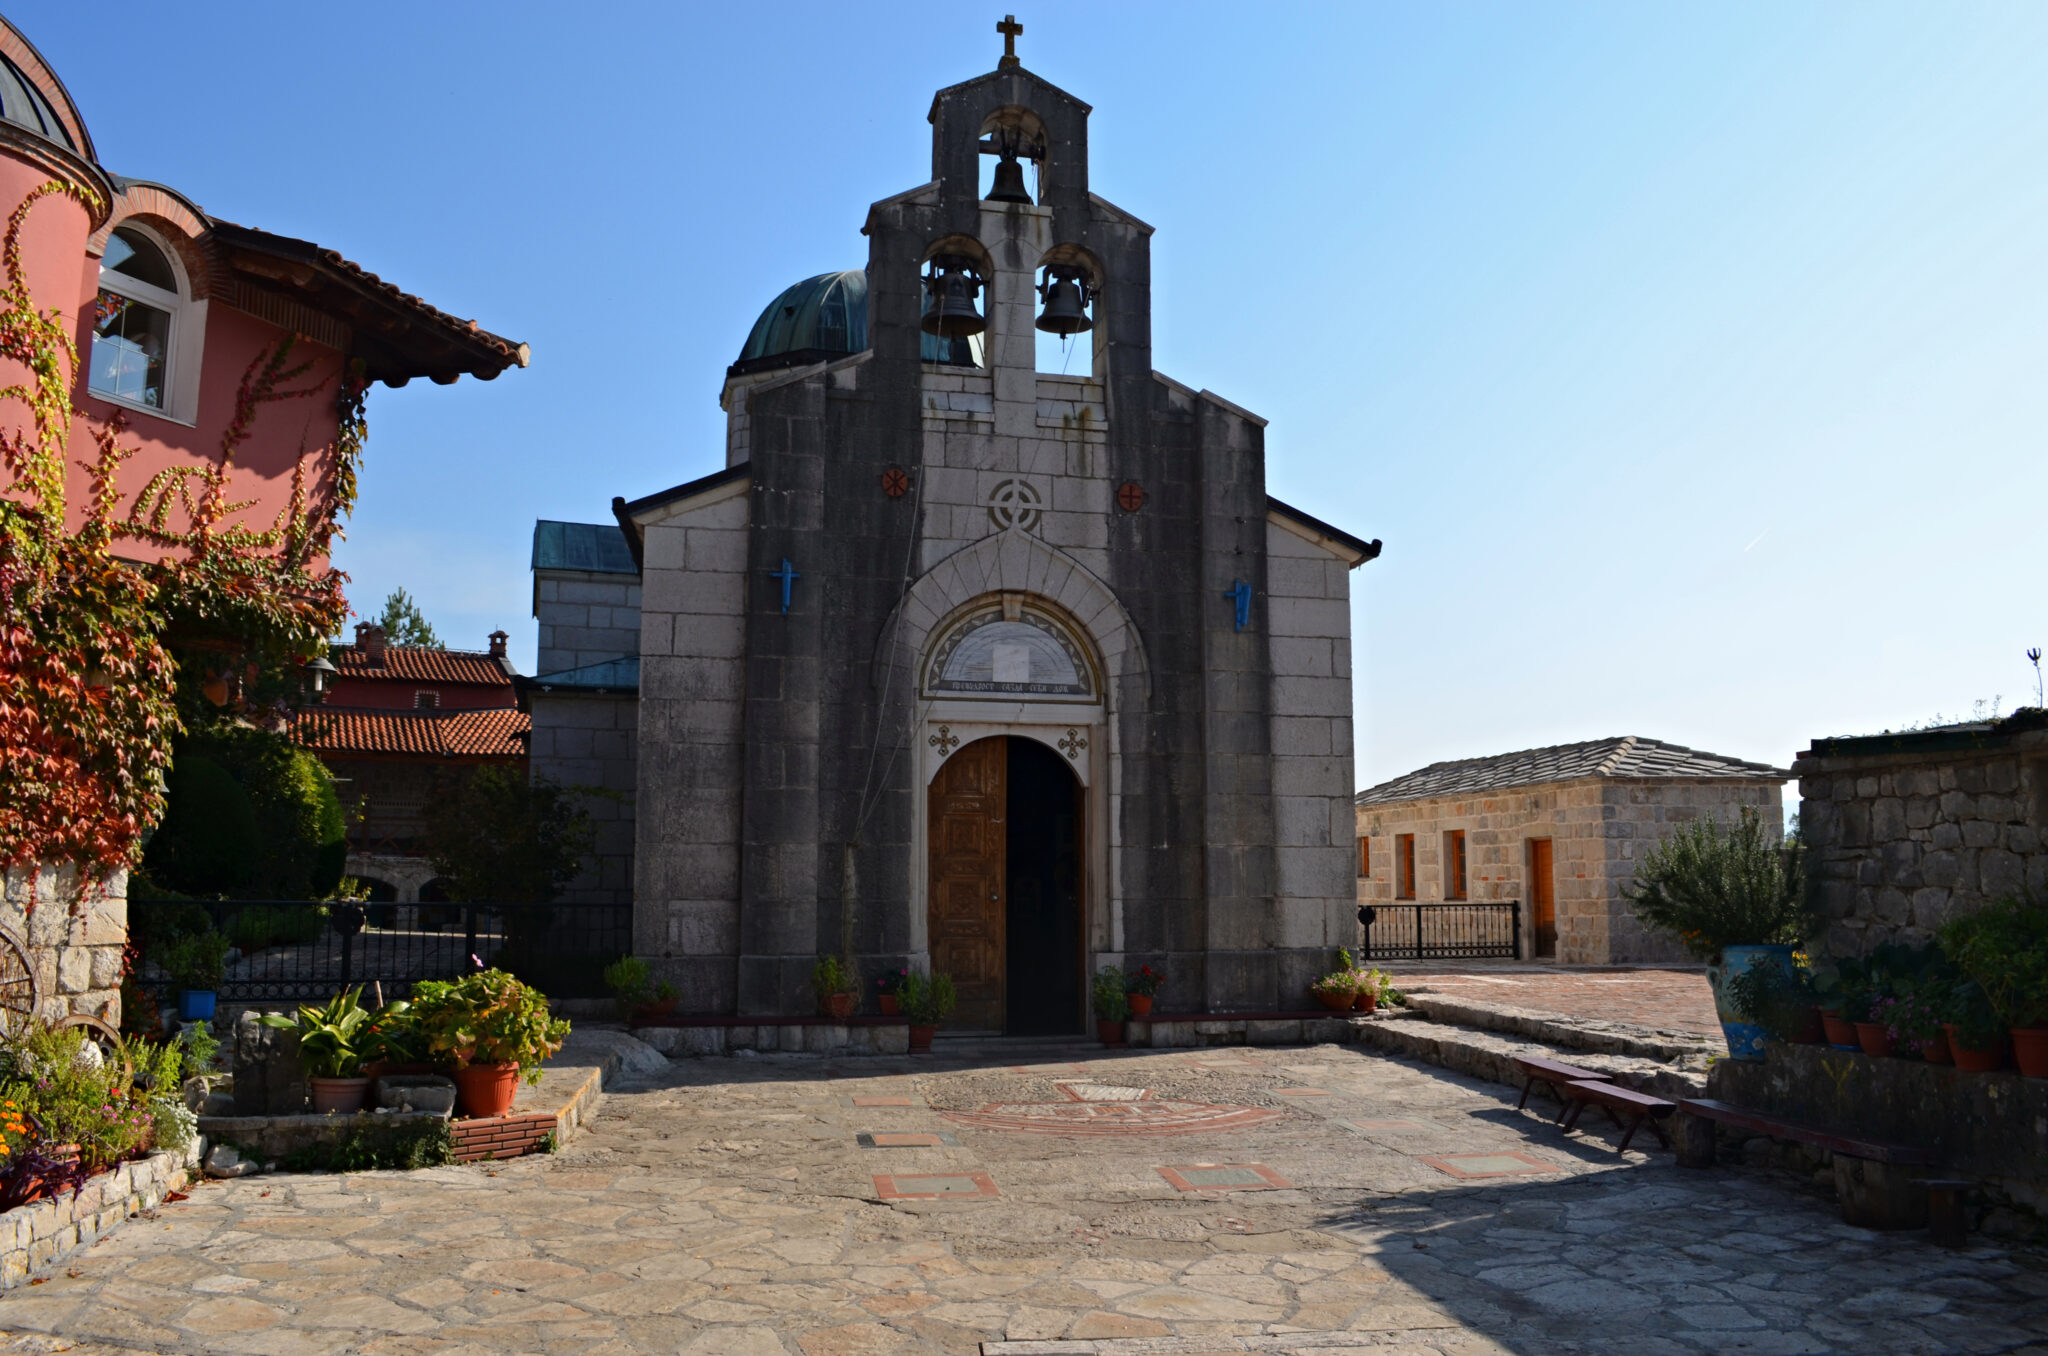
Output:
[1035,268,1094,337]
[985,154,1033,204]
[921,258,985,339]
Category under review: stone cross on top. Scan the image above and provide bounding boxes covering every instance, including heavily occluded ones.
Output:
[997,14,1022,68]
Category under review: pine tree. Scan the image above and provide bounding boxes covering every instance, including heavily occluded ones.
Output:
[376,587,440,648]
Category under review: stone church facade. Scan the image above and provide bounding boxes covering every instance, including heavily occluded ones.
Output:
[545,53,1378,1029]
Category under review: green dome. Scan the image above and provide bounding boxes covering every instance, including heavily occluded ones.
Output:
[730,269,975,376]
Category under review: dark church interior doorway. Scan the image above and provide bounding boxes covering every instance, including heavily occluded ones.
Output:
[926,736,1083,1034]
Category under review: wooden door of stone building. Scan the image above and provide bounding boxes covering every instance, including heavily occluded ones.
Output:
[928,737,1007,1029]
[1529,837,1556,958]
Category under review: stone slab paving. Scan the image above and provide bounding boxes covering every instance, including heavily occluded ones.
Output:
[1390,968,1718,1036]
[1,1043,2043,1355]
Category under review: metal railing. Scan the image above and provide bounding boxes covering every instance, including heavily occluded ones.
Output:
[1361,901,1521,961]
[130,899,630,1005]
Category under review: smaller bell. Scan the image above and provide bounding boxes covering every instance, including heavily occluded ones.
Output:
[921,257,986,339]
[985,154,1033,204]
[1035,268,1094,337]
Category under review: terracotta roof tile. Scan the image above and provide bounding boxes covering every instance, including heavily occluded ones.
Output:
[331,644,514,687]
[1356,736,1789,806]
[294,707,529,758]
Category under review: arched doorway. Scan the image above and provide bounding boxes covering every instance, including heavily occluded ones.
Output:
[928,735,1084,1034]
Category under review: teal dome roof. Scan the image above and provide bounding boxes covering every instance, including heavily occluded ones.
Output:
[730,269,975,376]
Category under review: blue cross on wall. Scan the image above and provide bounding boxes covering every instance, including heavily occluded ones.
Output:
[1225,579,1252,632]
[771,558,801,614]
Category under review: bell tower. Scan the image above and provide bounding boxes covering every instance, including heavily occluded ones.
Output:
[862,19,1154,394]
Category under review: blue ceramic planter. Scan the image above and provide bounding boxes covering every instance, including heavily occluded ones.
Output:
[178,989,216,1021]
[1706,945,1794,1061]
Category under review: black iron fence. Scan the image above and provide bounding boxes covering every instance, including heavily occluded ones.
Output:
[1361,901,1521,961]
[131,899,630,1006]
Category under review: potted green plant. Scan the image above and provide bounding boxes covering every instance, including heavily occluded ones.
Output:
[896,971,955,1053]
[1124,964,1163,1018]
[161,930,230,1021]
[875,969,909,1017]
[1310,969,1359,1011]
[1092,966,1129,1044]
[407,969,571,1117]
[1622,808,1812,1060]
[602,956,678,1022]
[1941,897,2048,1076]
[258,986,392,1113]
[813,954,859,1021]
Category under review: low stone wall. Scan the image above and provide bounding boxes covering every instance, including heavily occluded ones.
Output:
[1125,1013,1365,1048]
[0,1146,194,1290]
[1,864,127,1028]
[1709,1042,2048,1227]
[635,1020,909,1058]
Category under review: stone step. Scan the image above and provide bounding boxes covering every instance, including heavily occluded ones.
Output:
[1354,1007,1707,1101]
[1401,992,1721,1065]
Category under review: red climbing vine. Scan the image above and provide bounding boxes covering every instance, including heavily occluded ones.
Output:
[0,180,362,884]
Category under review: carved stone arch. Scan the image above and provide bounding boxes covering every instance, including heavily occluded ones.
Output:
[874,528,1148,709]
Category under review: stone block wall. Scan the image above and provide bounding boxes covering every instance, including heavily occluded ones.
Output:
[528,691,638,906]
[1356,778,1783,964]
[0,864,127,1028]
[632,478,750,1010]
[1795,717,2047,955]
[535,568,641,676]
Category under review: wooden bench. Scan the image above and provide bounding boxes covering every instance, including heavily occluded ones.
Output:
[1511,1055,1611,1121]
[1675,1098,1944,1230]
[1560,1080,1675,1152]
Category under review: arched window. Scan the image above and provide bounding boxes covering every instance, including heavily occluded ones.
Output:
[89,225,185,412]
[924,598,1097,700]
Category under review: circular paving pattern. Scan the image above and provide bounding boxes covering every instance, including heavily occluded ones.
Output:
[941,1098,1284,1137]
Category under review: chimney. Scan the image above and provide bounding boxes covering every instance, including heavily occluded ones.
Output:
[488,630,509,660]
[355,622,387,666]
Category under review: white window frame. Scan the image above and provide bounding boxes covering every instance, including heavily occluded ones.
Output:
[90,220,206,426]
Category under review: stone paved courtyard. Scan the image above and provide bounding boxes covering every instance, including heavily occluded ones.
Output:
[2,1041,2043,1355]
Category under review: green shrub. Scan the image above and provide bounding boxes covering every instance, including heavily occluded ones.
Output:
[144,728,347,899]
[897,971,957,1025]
[161,931,229,990]
[1091,966,1129,1022]
[1940,896,2048,1029]
[1622,809,1812,959]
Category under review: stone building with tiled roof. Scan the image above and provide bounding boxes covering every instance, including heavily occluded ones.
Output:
[1355,737,1790,964]
[293,625,528,904]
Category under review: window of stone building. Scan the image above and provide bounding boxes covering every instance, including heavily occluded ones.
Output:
[414,691,440,709]
[90,225,185,413]
[1444,830,1468,900]
[1358,836,1370,879]
[1396,834,1415,899]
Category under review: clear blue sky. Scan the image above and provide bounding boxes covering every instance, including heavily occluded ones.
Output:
[23,2,2048,788]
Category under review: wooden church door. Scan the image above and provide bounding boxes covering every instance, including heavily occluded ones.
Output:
[927,737,1006,1029]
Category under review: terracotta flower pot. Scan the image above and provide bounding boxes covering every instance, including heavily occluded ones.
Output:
[1944,1023,2006,1073]
[1820,1010,1860,1048]
[453,1061,520,1118]
[879,994,900,1017]
[1853,1022,1893,1057]
[907,1024,935,1053]
[1097,1018,1126,1046]
[825,992,856,1021]
[2012,1027,2048,1079]
[1315,990,1355,1011]
[1353,990,1378,1014]
[1127,994,1154,1017]
[309,1076,371,1115]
